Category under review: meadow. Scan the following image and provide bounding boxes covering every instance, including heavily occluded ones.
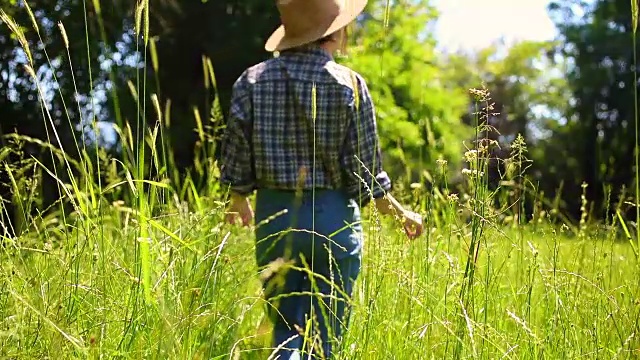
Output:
[1,129,639,359]
[2,0,640,359]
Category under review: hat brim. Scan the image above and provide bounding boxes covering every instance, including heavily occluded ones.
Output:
[264,0,367,52]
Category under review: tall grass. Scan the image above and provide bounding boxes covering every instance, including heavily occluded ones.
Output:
[1,1,640,359]
[632,0,639,252]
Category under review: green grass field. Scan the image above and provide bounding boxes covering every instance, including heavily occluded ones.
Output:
[1,192,639,359]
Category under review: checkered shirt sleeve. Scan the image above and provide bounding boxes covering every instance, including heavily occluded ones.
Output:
[219,72,256,195]
[343,74,392,205]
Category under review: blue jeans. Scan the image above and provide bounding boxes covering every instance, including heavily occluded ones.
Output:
[254,188,363,359]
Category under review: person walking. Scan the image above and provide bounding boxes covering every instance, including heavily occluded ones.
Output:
[219,0,424,358]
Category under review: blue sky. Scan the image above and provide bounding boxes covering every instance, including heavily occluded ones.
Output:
[431,0,557,52]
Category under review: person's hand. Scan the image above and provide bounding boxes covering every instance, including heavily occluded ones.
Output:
[401,210,423,239]
[225,193,254,227]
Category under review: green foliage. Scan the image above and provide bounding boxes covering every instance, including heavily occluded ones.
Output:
[547,0,640,219]
[445,40,570,144]
[2,0,638,225]
[341,0,470,182]
[442,39,578,222]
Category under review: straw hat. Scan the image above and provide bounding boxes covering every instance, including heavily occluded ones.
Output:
[264,0,367,52]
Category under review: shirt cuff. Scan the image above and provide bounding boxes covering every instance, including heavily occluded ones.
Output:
[350,171,392,206]
[220,180,255,196]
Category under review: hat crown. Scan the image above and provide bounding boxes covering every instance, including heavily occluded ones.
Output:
[265,0,366,52]
[277,0,344,37]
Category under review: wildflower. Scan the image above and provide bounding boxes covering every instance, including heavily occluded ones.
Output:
[527,241,539,257]
[464,150,478,162]
[478,144,488,155]
[462,168,484,177]
[469,87,490,101]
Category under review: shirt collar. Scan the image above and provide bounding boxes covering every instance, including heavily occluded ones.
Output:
[279,45,333,61]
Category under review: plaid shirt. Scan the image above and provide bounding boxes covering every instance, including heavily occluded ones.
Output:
[219,46,392,205]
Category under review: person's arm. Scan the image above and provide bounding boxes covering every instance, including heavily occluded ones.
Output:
[342,73,394,208]
[219,71,256,197]
[374,193,406,217]
[343,73,423,238]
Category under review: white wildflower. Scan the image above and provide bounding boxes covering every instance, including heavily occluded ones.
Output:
[464,150,478,162]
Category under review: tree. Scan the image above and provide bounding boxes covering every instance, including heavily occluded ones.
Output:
[0,0,281,230]
[0,0,121,233]
[445,42,569,171]
[107,0,281,177]
[547,0,639,220]
[342,0,470,184]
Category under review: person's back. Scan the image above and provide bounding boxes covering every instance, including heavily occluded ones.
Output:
[232,47,376,264]
[222,46,391,206]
